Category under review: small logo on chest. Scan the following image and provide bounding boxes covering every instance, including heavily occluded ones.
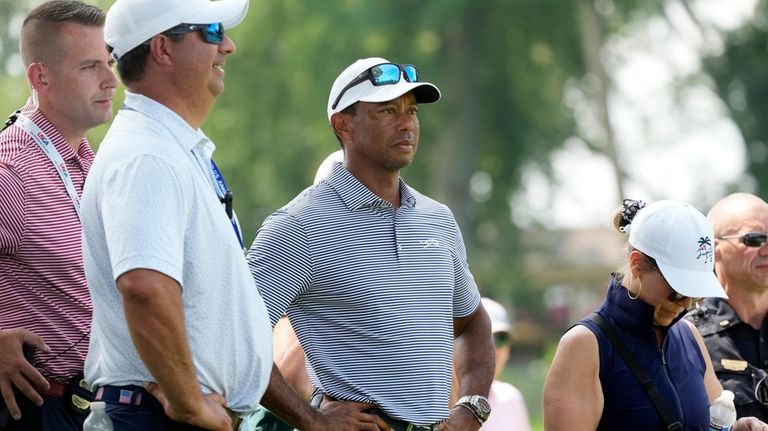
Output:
[419,238,440,248]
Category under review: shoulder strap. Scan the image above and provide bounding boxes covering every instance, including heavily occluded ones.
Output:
[587,312,683,431]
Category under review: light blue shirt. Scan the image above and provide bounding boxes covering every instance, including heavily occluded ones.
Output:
[82,92,272,414]
[247,163,480,425]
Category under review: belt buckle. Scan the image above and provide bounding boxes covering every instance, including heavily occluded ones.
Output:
[70,393,91,414]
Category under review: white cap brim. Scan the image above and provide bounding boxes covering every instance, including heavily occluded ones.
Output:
[355,80,440,106]
[491,321,511,334]
[657,261,728,299]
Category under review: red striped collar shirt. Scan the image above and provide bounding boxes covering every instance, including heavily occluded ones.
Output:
[0,99,93,382]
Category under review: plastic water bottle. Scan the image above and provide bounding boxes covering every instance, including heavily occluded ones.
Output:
[83,401,114,431]
[709,390,737,431]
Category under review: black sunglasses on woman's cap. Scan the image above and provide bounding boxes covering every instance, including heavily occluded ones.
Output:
[718,232,768,248]
[164,22,224,45]
[331,63,420,110]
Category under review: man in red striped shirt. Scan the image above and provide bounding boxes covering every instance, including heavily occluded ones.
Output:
[0,1,117,430]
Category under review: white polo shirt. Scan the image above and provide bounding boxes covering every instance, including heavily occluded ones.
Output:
[81,91,272,414]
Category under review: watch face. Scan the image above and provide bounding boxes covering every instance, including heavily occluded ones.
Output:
[477,397,491,414]
[475,396,492,417]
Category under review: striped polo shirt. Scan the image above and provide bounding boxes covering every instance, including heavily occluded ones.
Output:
[247,162,481,426]
[0,100,93,381]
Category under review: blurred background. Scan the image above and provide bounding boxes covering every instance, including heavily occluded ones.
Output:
[2,0,768,428]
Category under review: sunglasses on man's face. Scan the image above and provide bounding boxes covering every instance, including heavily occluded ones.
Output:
[164,22,224,45]
[331,63,420,110]
[493,333,510,348]
[719,232,768,248]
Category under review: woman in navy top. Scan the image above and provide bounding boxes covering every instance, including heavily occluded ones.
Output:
[543,199,768,431]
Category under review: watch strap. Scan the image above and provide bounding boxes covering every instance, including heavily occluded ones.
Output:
[455,394,491,424]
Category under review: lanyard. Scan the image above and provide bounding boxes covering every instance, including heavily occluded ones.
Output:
[15,114,81,219]
[209,159,244,249]
[121,101,244,249]
[191,149,244,249]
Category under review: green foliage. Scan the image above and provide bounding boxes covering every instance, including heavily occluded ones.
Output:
[704,0,768,195]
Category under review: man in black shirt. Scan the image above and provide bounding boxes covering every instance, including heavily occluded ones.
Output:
[688,193,768,420]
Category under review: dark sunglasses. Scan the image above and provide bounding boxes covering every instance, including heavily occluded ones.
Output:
[719,232,768,248]
[668,291,703,308]
[331,63,419,110]
[653,265,702,308]
[493,333,510,348]
[164,22,224,45]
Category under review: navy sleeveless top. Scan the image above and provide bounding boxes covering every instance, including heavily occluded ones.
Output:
[578,274,710,431]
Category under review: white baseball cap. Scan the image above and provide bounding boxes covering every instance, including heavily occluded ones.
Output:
[327,57,441,122]
[628,200,727,299]
[105,0,249,61]
[481,297,511,334]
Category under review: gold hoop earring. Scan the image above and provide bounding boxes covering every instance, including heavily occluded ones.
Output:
[627,280,642,300]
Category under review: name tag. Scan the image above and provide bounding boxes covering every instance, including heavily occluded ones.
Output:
[721,359,748,371]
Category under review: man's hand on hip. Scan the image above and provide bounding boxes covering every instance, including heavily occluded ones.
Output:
[145,381,232,431]
[316,399,393,431]
[435,405,482,431]
[0,328,49,420]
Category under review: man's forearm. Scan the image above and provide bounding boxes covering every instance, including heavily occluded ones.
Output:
[454,310,494,396]
[119,269,204,418]
[260,364,324,431]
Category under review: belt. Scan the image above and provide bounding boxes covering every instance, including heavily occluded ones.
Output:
[365,408,436,431]
[39,378,67,399]
[94,385,153,408]
[96,385,242,430]
[311,391,435,431]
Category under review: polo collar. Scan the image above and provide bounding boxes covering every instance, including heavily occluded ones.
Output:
[121,91,212,153]
[326,162,416,211]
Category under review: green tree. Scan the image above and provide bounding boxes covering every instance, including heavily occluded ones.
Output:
[704,0,768,194]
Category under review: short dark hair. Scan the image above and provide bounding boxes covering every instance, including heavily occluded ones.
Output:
[333,103,357,146]
[114,33,184,86]
[20,1,105,66]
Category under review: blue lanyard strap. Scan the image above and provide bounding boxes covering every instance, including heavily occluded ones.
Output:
[210,160,231,217]
[209,159,244,249]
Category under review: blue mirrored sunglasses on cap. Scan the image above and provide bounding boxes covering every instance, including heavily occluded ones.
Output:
[331,63,420,110]
[164,22,224,45]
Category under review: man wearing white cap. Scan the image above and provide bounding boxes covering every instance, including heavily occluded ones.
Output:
[80,0,272,429]
[248,58,495,431]
[544,199,768,430]
[688,193,768,420]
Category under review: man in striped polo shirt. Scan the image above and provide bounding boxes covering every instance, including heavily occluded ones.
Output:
[0,1,117,430]
[248,58,495,430]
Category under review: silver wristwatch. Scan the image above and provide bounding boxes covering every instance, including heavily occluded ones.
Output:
[455,395,491,424]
